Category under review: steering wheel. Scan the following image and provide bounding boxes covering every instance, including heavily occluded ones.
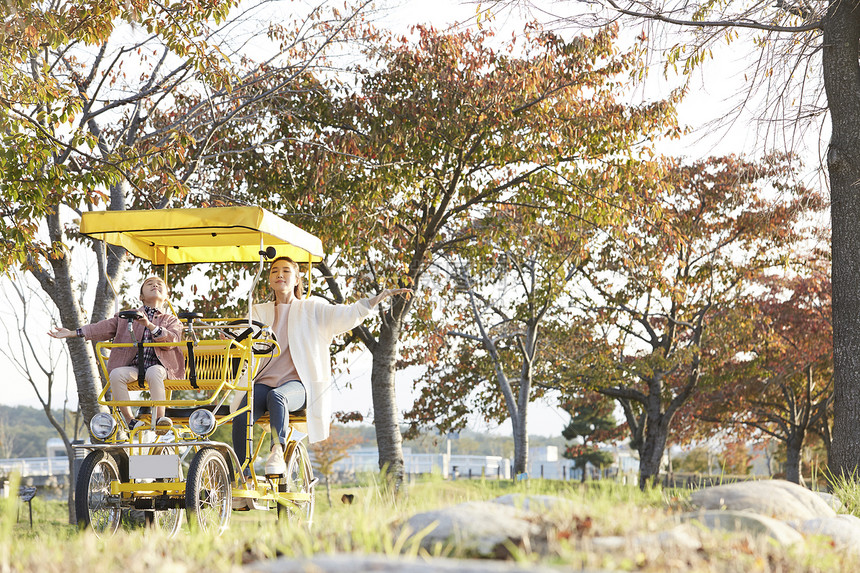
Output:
[118,310,144,321]
[220,319,277,355]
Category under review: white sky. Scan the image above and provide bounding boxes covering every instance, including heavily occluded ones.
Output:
[0,0,828,440]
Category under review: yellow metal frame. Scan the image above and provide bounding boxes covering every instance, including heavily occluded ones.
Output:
[76,206,320,524]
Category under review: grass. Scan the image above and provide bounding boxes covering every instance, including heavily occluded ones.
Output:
[2,474,860,572]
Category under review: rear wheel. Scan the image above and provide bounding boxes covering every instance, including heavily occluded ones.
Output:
[277,441,315,524]
[185,447,231,533]
[75,450,122,537]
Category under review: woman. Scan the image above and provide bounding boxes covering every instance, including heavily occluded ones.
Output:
[232,256,410,476]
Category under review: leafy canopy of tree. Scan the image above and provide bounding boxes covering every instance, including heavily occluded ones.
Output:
[0,0,242,267]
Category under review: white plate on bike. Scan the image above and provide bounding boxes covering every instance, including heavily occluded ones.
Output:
[129,454,181,479]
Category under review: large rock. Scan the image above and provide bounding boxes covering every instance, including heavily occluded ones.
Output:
[815,491,844,512]
[400,501,541,557]
[591,524,702,552]
[247,554,610,573]
[797,514,860,554]
[689,480,836,521]
[679,510,804,546]
[492,494,576,514]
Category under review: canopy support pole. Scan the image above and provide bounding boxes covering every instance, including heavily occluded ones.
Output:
[102,240,120,316]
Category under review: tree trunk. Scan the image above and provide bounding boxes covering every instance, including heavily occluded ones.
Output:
[32,214,105,424]
[370,320,405,485]
[511,410,529,476]
[823,1,860,480]
[637,404,671,489]
[784,433,804,484]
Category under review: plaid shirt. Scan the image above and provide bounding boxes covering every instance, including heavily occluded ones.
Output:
[130,306,163,370]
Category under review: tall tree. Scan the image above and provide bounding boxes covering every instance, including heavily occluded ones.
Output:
[560,154,823,488]
[694,261,832,484]
[243,22,681,481]
[404,203,594,475]
[3,0,372,423]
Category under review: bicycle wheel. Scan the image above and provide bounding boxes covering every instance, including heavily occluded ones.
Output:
[185,447,231,533]
[75,450,122,537]
[146,445,183,537]
[277,440,315,524]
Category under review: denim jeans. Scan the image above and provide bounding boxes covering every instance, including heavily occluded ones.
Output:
[232,380,306,472]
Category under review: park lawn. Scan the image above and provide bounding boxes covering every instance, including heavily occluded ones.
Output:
[2,476,859,572]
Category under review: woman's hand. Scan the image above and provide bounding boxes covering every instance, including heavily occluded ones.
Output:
[369,287,413,308]
[47,327,75,339]
[382,287,412,300]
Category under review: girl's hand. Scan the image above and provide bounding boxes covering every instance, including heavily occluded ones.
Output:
[47,327,74,339]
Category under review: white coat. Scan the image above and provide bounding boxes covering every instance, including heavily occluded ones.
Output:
[235,297,374,443]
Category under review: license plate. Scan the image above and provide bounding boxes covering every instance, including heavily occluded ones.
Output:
[128,454,181,479]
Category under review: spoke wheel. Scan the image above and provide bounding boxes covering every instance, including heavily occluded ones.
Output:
[75,450,122,537]
[146,446,183,537]
[277,441,315,525]
[185,447,231,533]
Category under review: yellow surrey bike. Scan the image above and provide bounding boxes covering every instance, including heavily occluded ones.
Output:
[72,206,323,537]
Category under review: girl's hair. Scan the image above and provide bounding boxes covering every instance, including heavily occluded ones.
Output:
[270,256,304,300]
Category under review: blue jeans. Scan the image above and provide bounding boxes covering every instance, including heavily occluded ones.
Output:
[232,380,306,472]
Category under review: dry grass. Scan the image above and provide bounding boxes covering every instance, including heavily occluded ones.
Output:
[2,474,859,572]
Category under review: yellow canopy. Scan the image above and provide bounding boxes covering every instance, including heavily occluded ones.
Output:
[80,206,324,264]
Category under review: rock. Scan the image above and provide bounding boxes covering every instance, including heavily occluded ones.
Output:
[400,501,541,557]
[246,554,609,572]
[591,524,701,552]
[679,510,804,546]
[689,479,836,521]
[492,494,576,514]
[815,491,844,512]
[797,514,860,554]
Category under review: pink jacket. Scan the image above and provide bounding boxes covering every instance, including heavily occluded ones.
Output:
[81,307,185,380]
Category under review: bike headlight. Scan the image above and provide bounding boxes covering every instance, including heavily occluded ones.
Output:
[89,412,117,439]
[188,408,216,437]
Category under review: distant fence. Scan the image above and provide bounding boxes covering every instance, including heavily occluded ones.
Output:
[0,457,69,478]
[660,472,760,489]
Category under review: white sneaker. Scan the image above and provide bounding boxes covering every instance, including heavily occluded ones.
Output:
[265,443,287,475]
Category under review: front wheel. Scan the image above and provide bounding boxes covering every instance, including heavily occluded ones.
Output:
[277,440,315,524]
[185,447,232,533]
[75,450,122,537]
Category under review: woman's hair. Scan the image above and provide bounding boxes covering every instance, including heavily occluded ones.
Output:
[270,256,304,300]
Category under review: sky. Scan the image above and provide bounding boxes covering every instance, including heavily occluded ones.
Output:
[0,0,828,440]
